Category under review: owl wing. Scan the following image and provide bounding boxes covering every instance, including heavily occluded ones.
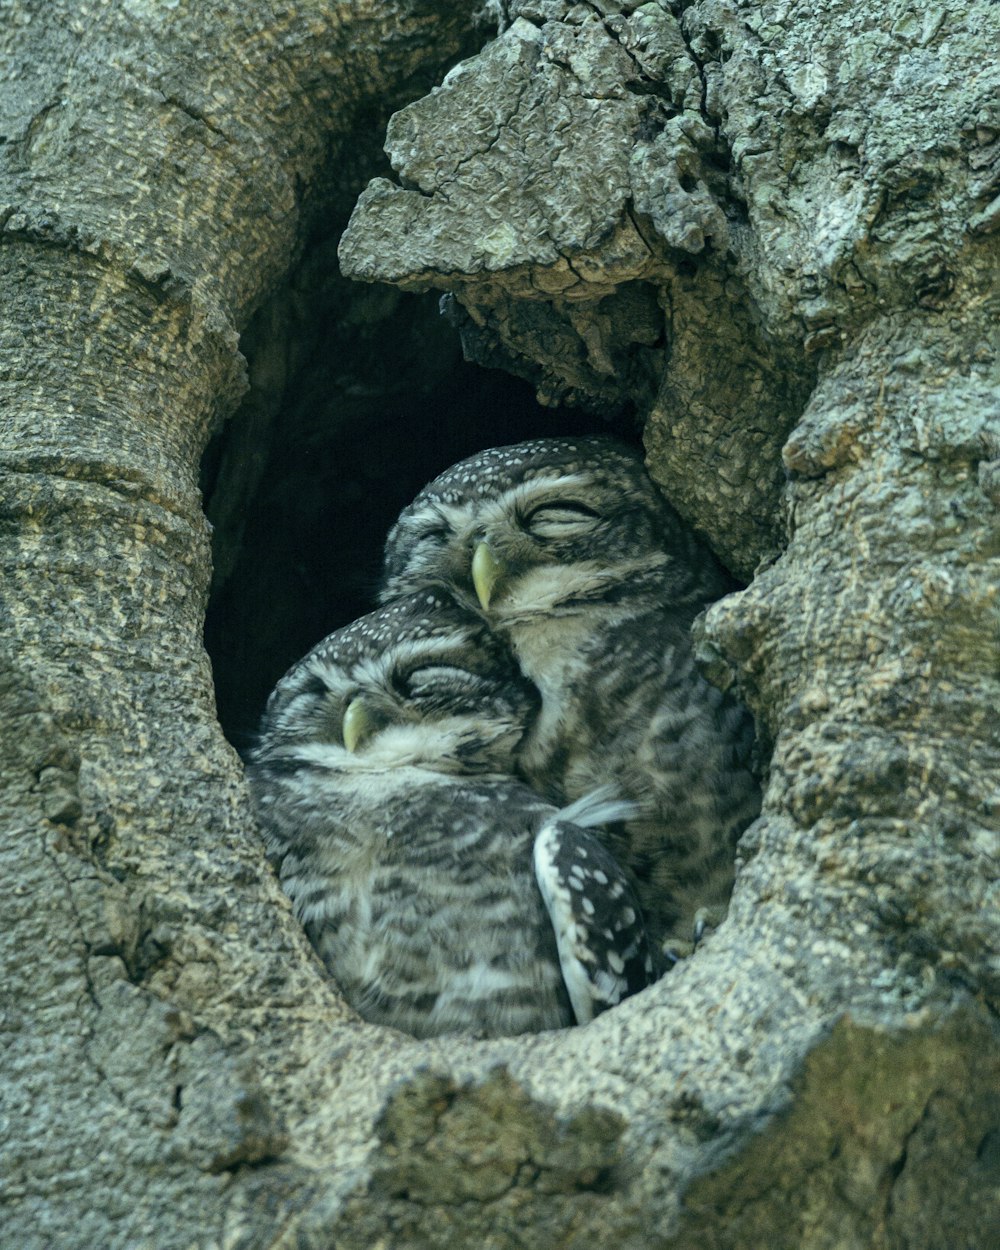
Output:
[532,788,656,1026]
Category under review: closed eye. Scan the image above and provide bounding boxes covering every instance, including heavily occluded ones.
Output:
[394,665,491,700]
[412,524,451,547]
[523,500,601,539]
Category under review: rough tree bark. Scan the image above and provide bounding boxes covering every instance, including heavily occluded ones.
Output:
[2,2,998,1248]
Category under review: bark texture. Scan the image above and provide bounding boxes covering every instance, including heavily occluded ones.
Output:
[2,1,999,1247]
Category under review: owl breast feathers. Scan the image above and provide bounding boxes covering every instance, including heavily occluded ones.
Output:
[378,437,761,952]
[248,591,653,1039]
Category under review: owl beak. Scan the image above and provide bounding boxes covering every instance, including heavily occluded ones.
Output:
[342,697,380,753]
[472,541,506,610]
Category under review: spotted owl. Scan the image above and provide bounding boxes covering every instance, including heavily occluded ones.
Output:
[379,437,761,953]
[247,590,653,1039]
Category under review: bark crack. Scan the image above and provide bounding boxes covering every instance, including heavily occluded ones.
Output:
[673,1,711,120]
[159,93,228,139]
[878,1095,936,1235]
[40,831,137,1118]
[0,458,203,527]
[450,61,535,186]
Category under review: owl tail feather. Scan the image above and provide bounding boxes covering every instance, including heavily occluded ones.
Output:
[553,785,640,830]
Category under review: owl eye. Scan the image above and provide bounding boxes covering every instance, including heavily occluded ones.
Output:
[399,664,482,692]
[395,664,495,709]
[412,524,451,547]
[524,500,600,539]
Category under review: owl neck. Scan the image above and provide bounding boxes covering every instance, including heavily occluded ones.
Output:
[506,605,629,776]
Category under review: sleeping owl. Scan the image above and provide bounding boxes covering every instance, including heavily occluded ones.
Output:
[247,590,653,1039]
[379,437,760,952]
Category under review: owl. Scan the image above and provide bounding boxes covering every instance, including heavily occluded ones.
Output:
[379,437,761,953]
[247,590,653,1039]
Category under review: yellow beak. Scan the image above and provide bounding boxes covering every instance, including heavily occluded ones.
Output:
[471,541,505,610]
[342,697,379,753]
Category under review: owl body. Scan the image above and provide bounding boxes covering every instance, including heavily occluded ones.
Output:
[380,438,761,950]
[248,591,652,1038]
[283,765,575,1037]
[514,595,758,945]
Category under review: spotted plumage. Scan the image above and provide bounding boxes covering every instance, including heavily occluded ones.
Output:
[534,791,652,1021]
[379,437,761,952]
[247,590,653,1038]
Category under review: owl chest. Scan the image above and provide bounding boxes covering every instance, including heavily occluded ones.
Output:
[514,608,739,806]
[317,782,539,942]
[312,785,571,1036]
[514,616,654,782]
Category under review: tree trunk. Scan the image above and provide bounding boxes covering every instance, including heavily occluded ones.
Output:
[2,2,998,1247]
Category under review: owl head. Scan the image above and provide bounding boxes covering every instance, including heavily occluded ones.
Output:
[257,590,538,774]
[379,437,708,624]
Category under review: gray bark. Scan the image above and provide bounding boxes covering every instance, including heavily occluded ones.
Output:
[2,2,998,1248]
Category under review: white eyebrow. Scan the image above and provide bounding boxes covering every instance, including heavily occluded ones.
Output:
[355,628,473,682]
